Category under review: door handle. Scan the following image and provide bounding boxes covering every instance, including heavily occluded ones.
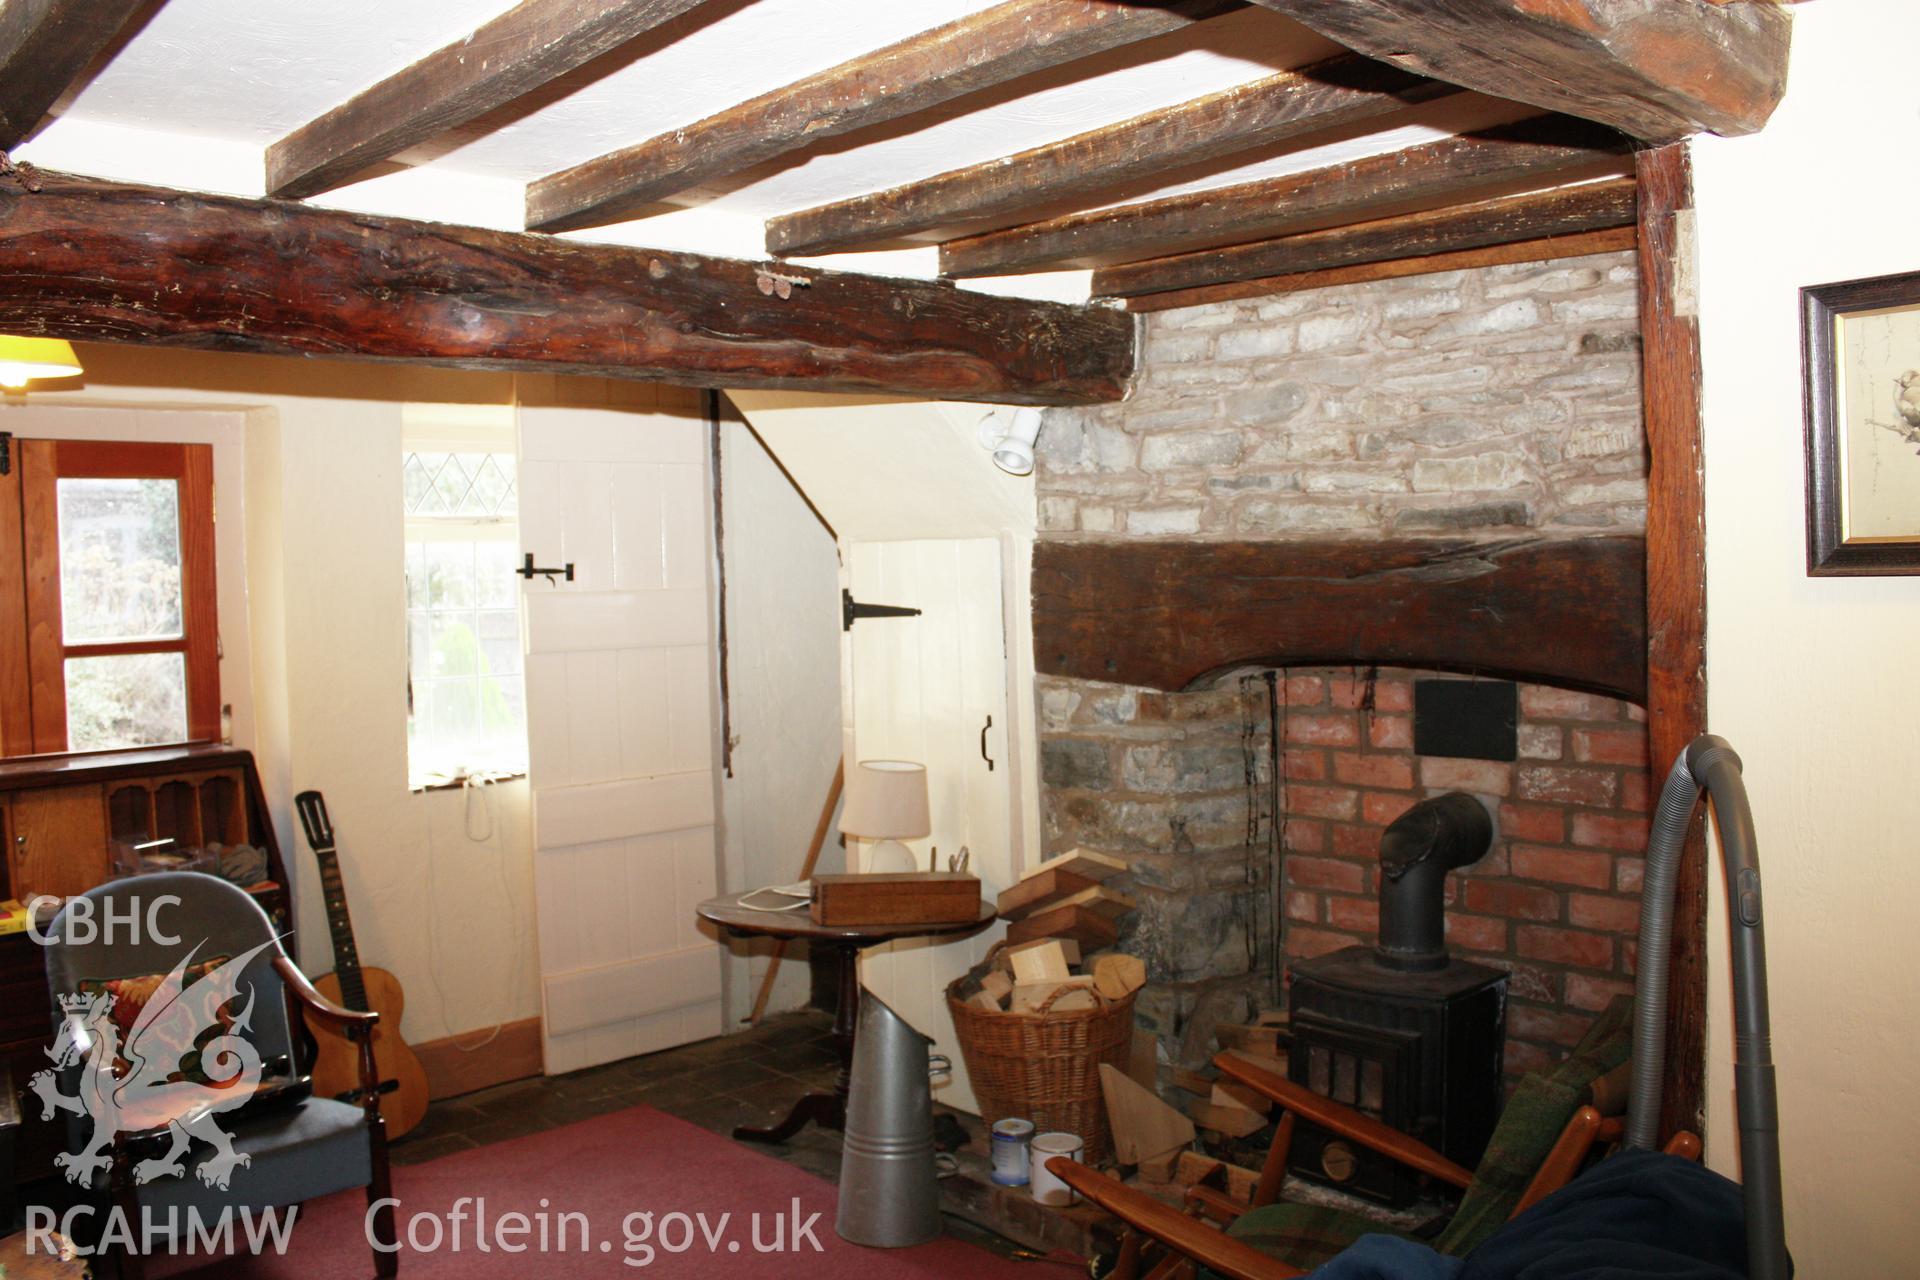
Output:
[979,715,995,772]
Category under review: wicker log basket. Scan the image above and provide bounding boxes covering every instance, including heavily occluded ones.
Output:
[945,942,1138,1165]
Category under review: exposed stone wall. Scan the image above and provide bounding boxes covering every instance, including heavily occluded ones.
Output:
[1037,252,1644,540]
[1032,250,1649,1089]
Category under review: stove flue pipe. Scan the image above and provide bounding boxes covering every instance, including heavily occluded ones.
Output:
[1376,792,1494,972]
[1626,735,1787,1280]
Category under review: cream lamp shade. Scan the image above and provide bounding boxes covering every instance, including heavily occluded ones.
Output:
[840,760,931,839]
[0,337,82,390]
[840,760,930,873]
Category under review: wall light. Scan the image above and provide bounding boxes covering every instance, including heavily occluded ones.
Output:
[977,407,1044,476]
[0,336,82,390]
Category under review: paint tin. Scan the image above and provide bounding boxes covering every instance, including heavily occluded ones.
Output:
[1030,1131,1084,1206]
[990,1118,1035,1186]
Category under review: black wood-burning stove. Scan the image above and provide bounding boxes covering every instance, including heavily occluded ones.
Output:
[1288,793,1508,1206]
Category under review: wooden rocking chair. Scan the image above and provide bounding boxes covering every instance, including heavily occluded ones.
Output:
[1053,998,1699,1280]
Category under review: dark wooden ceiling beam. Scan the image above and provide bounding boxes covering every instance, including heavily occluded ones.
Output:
[525,0,1241,234]
[1032,536,1648,701]
[0,0,152,151]
[939,115,1628,278]
[1094,175,1637,299]
[765,54,1456,258]
[1244,0,1791,144]
[1122,224,1635,313]
[0,170,1134,405]
[267,0,723,201]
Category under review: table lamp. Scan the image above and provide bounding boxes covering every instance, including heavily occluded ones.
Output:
[840,760,931,873]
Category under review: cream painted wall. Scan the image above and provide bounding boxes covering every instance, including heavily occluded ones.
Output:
[715,416,844,1020]
[21,346,540,1047]
[1692,0,1920,1269]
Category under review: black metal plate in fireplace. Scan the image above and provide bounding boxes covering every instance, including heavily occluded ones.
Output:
[1414,679,1517,762]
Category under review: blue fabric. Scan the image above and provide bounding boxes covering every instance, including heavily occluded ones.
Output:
[1458,1149,1786,1280]
[1304,1234,1465,1280]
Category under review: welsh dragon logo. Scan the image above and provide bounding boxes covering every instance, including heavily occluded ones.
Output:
[30,940,273,1190]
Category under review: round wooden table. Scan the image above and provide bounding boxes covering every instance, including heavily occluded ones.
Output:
[696,892,995,1144]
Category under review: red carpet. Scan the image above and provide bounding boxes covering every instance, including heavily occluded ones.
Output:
[150,1105,1043,1278]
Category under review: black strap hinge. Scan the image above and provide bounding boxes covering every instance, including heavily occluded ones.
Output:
[843,588,921,631]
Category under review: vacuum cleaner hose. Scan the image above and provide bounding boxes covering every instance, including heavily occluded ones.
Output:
[1625,734,1788,1280]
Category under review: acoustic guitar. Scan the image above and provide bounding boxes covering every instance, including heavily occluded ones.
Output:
[294,790,429,1139]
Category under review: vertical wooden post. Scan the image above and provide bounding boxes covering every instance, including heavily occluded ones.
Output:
[1636,143,1708,1142]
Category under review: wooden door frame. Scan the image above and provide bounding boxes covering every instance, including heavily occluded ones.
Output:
[1637,143,1709,1141]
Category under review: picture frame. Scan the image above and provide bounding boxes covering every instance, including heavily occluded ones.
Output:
[1802,269,1920,575]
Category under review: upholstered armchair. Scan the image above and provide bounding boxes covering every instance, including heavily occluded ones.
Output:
[36,871,396,1279]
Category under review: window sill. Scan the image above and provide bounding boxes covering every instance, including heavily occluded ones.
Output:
[410,770,526,794]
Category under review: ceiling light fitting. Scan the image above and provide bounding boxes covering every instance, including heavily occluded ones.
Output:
[0,336,83,390]
[977,407,1044,477]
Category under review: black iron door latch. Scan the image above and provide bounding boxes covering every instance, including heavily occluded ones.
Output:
[517,552,575,585]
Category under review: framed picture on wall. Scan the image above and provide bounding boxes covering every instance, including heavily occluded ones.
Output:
[1802,269,1920,575]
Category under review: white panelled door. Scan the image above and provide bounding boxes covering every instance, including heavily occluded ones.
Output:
[518,400,723,1075]
[847,539,1014,1114]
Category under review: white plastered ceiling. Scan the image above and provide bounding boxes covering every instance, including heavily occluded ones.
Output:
[12,0,1526,302]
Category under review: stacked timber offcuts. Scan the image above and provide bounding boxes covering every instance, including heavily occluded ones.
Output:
[994,847,1136,948]
[946,851,1144,1163]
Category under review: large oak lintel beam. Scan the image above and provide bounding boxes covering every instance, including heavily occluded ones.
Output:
[526,0,1240,234]
[940,115,1628,278]
[0,0,152,151]
[1245,0,1791,144]
[0,171,1135,406]
[1032,537,1647,701]
[1094,176,1637,299]
[268,0,723,201]
[766,54,1455,258]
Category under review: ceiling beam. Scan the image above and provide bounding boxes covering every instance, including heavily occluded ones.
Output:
[525,0,1241,234]
[939,115,1627,278]
[1121,224,1636,312]
[267,0,723,201]
[1244,0,1791,144]
[0,0,152,151]
[766,54,1456,258]
[1094,175,1637,299]
[0,170,1134,406]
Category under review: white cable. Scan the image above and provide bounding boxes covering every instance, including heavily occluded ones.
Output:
[421,771,527,1054]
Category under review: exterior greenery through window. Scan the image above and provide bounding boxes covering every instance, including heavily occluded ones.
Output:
[0,439,219,759]
[403,438,527,786]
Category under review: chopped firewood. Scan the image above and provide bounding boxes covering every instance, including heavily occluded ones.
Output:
[1255,1010,1290,1029]
[979,969,1014,1003]
[1138,1148,1183,1184]
[1002,935,1081,972]
[1091,952,1147,999]
[1028,847,1130,884]
[1004,900,1121,949]
[1174,1151,1223,1189]
[1011,974,1096,1013]
[1211,1081,1272,1116]
[1188,1100,1266,1139]
[1007,939,1073,986]
[1172,1068,1215,1097]
[996,867,1097,921]
[1127,1028,1159,1091]
[967,989,1005,1012]
[1099,1063,1196,1166]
